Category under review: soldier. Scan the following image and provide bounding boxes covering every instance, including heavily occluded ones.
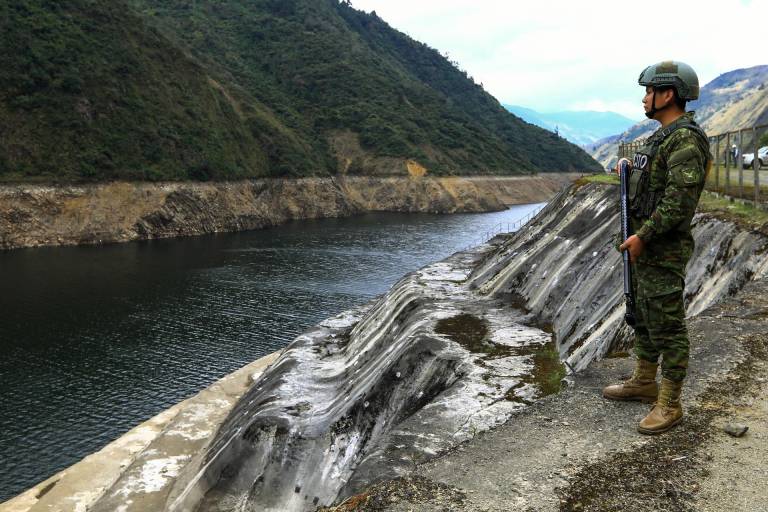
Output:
[603,61,711,434]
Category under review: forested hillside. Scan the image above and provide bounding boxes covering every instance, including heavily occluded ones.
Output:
[0,0,600,182]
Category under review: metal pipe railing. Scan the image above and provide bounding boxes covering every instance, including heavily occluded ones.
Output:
[461,203,546,251]
[618,123,768,204]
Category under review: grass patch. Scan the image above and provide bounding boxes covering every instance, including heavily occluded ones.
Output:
[575,173,619,188]
[523,341,567,397]
[697,191,768,231]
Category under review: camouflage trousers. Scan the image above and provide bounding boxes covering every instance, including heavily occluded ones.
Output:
[631,263,689,382]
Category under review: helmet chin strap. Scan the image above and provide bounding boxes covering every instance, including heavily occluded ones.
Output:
[645,88,672,119]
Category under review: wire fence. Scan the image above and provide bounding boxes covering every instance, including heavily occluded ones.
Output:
[618,123,768,205]
[617,141,644,160]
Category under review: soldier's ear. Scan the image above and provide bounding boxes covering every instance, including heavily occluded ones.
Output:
[660,88,676,106]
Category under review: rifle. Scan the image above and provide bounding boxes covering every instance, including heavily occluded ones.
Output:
[619,159,636,326]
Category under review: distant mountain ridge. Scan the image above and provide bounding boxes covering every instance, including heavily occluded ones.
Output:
[504,104,638,146]
[0,0,600,183]
[587,65,768,168]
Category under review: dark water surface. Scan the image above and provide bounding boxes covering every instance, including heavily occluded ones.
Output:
[0,204,542,501]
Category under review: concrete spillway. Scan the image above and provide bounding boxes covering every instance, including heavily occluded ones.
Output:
[9,182,767,512]
[155,251,557,511]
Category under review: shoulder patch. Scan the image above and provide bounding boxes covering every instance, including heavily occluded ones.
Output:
[668,145,700,169]
[668,144,704,186]
[680,168,699,185]
[664,127,698,148]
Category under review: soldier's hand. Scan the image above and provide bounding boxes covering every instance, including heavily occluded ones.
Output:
[613,157,633,175]
[619,235,645,263]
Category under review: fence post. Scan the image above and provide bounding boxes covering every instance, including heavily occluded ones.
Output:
[725,132,731,195]
[715,135,720,192]
[755,126,761,203]
[738,129,744,199]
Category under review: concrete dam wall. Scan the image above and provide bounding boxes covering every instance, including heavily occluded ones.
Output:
[5,181,767,512]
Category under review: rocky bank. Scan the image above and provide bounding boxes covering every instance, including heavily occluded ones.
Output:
[0,174,579,251]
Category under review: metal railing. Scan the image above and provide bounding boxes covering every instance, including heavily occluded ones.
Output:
[618,141,644,160]
[707,124,768,204]
[618,123,768,204]
[462,204,546,250]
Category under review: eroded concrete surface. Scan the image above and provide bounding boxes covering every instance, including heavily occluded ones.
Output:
[322,278,768,512]
[170,183,765,511]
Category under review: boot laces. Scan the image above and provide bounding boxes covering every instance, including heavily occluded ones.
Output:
[655,383,681,410]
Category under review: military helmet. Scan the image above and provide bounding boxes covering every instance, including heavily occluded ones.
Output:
[638,60,700,100]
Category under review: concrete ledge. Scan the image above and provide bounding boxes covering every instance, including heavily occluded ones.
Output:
[1,351,281,512]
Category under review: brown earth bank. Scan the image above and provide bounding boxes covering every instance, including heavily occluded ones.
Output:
[0,174,581,251]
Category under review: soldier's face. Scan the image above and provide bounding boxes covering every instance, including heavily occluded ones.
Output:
[642,86,656,114]
[643,86,674,117]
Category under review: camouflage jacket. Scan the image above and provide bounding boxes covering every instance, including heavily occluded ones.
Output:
[620,112,711,275]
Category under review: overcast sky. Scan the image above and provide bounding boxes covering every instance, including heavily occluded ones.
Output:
[350,0,767,121]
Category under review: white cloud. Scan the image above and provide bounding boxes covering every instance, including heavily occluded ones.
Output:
[567,100,645,120]
[350,0,768,118]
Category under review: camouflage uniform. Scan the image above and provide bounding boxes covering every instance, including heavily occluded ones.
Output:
[618,112,711,382]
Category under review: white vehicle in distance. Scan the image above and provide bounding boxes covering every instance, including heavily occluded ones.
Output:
[743,146,768,169]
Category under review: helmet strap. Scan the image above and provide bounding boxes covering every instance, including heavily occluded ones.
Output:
[645,88,672,119]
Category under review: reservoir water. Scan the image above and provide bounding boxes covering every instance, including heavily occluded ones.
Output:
[0,203,542,501]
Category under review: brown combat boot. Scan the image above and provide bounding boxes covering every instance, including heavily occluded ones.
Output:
[602,358,658,403]
[637,378,683,435]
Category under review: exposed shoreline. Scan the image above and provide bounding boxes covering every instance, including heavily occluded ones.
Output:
[0,174,581,251]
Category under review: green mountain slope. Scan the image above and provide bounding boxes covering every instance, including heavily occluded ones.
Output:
[0,0,601,182]
[0,0,326,181]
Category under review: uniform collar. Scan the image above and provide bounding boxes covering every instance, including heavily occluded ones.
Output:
[649,111,697,142]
